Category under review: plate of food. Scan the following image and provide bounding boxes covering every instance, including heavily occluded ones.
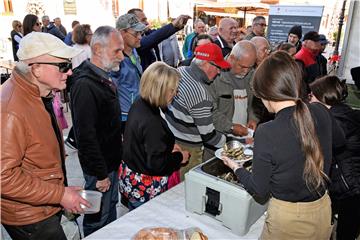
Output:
[215,140,253,163]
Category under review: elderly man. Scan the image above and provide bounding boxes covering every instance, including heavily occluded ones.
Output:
[214,17,239,57]
[54,17,67,36]
[245,16,267,40]
[251,36,271,67]
[295,31,322,87]
[250,36,274,124]
[110,13,146,133]
[1,32,89,240]
[182,19,206,58]
[70,26,124,236]
[164,43,229,179]
[210,40,258,137]
[128,8,190,70]
[41,15,65,41]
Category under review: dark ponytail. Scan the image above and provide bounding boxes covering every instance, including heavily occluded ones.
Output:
[293,99,327,191]
[252,51,327,192]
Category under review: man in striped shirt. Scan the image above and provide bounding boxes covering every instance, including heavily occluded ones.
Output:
[164,43,230,180]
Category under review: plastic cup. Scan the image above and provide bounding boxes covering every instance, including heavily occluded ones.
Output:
[79,190,102,214]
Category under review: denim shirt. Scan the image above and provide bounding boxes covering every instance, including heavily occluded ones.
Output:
[110,49,142,121]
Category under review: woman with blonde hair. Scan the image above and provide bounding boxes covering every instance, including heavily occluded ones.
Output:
[10,20,23,61]
[119,62,190,210]
[222,51,345,239]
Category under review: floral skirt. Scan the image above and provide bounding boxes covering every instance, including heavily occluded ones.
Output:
[119,161,168,210]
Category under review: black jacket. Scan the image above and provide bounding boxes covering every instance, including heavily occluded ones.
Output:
[10,30,22,61]
[137,23,179,71]
[330,103,360,199]
[69,60,122,180]
[122,98,183,176]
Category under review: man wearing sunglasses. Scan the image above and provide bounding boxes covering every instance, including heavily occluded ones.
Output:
[1,32,90,240]
[245,16,267,40]
[111,13,146,133]
[164,43,230,180]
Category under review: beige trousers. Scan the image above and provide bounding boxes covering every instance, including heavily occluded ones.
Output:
[175,141,203,181]
[261,192,333,240]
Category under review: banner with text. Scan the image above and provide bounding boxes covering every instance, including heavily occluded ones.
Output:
[267,5,324,44]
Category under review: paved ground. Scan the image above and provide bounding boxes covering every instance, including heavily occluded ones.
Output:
[1,108,128,239]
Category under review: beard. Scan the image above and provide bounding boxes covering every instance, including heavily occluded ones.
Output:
[102,54,120,72]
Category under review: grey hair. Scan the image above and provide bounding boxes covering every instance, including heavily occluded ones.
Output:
[208,26,218,34]
[16,61,31,75]
[42,15,49,21]
[230,40,257,60]
[90,26,118,48]
[192,58,206,66]
[194,19,204,26]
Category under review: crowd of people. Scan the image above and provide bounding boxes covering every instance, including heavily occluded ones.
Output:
[2,9,360,240]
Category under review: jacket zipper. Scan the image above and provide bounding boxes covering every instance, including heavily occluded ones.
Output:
[336,163,350,190]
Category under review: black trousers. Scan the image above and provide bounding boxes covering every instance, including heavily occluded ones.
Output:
[3,212,66,240]
[333,194,360,240]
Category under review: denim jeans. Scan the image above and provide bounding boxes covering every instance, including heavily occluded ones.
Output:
[3,211,66,240]
[83,171,118,237]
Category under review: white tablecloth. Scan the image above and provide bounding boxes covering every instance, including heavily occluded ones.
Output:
[86,182,265,239]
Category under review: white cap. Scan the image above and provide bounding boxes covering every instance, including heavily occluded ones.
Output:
[17,32,82,60]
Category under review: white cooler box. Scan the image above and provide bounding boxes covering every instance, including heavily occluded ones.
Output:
[185,157,268,236]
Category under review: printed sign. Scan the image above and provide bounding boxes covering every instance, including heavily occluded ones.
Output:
[267,5,324,44]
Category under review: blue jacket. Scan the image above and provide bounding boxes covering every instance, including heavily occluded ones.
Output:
[110,49,142,121]
[44,23,65,41]
[137,23,179,70]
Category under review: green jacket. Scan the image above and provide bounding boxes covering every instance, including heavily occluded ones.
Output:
[209,70,258,134]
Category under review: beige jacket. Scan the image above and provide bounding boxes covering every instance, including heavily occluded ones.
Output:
[1,69,65,225]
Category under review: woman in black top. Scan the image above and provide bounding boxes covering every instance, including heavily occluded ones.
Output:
[120,62,190,210]
[222,51,345,239]
[310,75,360,240]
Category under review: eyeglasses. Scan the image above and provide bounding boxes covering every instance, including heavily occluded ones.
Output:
[125,30,144,38]
[29,62,72,73]
[209,62,222,70]
[35,22,42,26]
[256,23,267,27]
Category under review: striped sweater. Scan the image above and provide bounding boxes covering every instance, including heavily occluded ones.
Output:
[164,63,226,149]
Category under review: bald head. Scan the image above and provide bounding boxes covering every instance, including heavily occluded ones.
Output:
[218,18,238,44]
[230,40,257,60]
[251,36,270,65]
[228,40,257,78]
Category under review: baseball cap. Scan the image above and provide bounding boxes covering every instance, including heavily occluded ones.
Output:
[303,31,320,42]
[319,34,329,45]
[17,32,82,60]
[116,13,146,32]
[194,43,231,70]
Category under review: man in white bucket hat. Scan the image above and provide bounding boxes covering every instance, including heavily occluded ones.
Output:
[1,32,90,240]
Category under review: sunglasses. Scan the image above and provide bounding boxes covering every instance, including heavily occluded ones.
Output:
[125,30,144,38]
[209,62,222,70]
[29,62,72,73]
[256,23,267,27]
[35,22,42,26]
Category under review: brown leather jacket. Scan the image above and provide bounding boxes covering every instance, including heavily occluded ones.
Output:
[1,69,65,225]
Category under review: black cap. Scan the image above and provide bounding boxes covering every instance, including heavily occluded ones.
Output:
[288,25,302,40]
[303,31,320,42]
[319,34,329,45]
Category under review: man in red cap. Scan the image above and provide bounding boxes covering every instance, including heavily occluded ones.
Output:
[164,43,230,180]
